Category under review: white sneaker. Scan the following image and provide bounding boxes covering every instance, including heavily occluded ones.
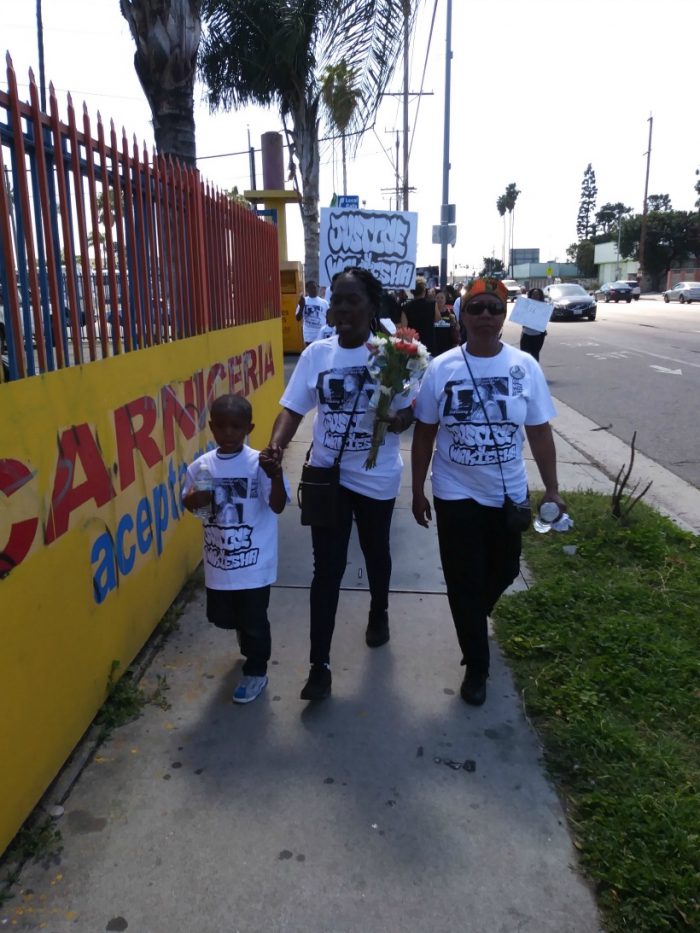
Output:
[232,675,268,704]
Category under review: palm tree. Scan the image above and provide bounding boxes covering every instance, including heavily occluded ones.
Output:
[504,182,520,275]
[199,0,411,283]
[120,0,201,167]
[321,60,363,197]
[496,194,507,267]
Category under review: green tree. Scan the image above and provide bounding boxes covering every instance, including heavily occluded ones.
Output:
[620,210,700,285]
[479,257,504,277]
[565,240,594,277]
[695,169,700,209]
[321,60,363,197]
[200,0,411,283]
[646,193,672,213]
[120,0,201,167]
[594,202,632,238]
[576,163,597,240]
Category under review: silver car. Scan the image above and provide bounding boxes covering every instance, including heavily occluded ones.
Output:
[663,281,700,304]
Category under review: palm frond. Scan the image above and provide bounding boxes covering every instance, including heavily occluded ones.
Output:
[316,0,414,151]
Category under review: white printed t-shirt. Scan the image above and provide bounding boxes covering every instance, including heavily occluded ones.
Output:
[299,296,330,343]
[281,336,413,500]
[184,445,289,590]
[414,343,556,507]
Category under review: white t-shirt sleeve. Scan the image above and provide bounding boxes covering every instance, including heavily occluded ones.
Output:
[280,348,317,415]
[524,361,556,424]
[414,361,441,424]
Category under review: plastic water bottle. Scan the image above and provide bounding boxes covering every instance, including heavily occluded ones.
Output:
[193,465,213,521]
[533,501,573,534]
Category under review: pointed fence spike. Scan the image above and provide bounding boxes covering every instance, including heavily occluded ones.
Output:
[28,66,35,82]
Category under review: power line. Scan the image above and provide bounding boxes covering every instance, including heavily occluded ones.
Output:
[409,0,439,160]
[197,124,373,162]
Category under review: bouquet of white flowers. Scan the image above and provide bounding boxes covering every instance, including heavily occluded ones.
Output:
[363,327,429,469]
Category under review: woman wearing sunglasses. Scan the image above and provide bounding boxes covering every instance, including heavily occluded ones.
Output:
[411,278,565,707]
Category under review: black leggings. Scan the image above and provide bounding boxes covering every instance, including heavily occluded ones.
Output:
[519,331,546,361]
[434,497,521,677]
[309,485,395,665]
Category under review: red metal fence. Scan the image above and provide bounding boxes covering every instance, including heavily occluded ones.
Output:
[0,55,280,382]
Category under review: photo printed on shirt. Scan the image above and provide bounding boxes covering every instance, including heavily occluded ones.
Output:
[316,365,374,452]
[442,377,519,467]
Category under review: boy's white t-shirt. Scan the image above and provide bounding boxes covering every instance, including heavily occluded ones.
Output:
[184,445,289,590]
[414,343,556,507]
[280,336,414,500]
[299,296,329,343]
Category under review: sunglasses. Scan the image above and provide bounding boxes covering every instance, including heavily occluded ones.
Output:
[464,300,505,316]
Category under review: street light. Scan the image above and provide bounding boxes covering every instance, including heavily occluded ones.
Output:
[616,206,623,279]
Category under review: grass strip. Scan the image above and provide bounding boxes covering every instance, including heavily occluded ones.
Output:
[494,491,699,933]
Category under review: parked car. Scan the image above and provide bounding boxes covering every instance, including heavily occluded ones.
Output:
[543,283,597,321]
[501,279,524,301]
[662,281,700,304]
[595,282,633,303]
[624,279,641,300]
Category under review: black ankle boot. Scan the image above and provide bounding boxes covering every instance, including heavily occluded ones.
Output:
[365,611,390,648]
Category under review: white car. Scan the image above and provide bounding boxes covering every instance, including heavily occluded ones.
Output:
[501,279,524,301]
[663,282,700,304]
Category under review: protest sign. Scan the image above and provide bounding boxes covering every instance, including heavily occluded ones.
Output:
[319,208,418,289]
[509,296,553,333]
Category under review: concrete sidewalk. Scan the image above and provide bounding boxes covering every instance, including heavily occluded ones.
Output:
[4,385,697,933]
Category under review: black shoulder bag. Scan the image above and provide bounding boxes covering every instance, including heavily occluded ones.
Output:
[461,347,532,533]
[297,369,368,528]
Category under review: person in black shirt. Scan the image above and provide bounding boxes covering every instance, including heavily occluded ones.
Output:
[402,277,441,355]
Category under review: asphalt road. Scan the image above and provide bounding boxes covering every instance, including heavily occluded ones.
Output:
[502,297,700,489]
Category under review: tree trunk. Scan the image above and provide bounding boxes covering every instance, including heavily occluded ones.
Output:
[510,209,515,275]
[291,97,321,285]
[120,0,201,167]
[341,132,348,197]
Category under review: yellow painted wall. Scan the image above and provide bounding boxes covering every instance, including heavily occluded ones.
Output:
[0,319,284,855]
[280,263,304,353]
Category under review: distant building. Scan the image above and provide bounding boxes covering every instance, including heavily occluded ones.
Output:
[510,248,540,267]
[511,261,578,287]
[593,241,638,283]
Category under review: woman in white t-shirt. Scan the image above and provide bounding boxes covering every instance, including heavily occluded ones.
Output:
[263,268,415,702]
[411,277,566,707]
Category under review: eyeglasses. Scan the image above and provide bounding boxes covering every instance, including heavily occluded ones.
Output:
[464,300,505,316]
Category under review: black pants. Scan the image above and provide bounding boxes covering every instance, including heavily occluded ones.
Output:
[309,485,395,666]
[206,586,271,676]
[434,497,521,678]
[519,331,546,361]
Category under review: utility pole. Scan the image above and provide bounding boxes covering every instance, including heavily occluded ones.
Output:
[439,0,453,288]
[396,131,400,211]
[247,127,257,189]
[638,114,653,283]
[402,1,410,211]
[36,0,46,110]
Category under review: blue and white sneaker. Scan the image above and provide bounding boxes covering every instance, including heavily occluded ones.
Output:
[232,675,268,704]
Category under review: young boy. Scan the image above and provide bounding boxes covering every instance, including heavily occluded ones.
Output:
[183,394,289,704]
